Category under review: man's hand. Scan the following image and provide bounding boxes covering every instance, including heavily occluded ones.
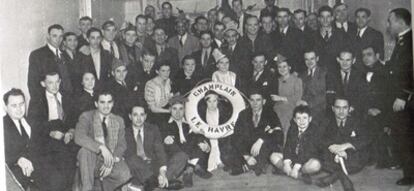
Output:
[245,156,257,166]
[99,145,114,167]
[158,169,169,188]
[250,139,263,157]
[290,164,301,179]
[164,136,174,145]
[270,95,288,102]
[283,161,293,175]
[49,131,64,140]
[393,98,406,112]
[368,108,381,116]
[336,150,348,159]
[99,165,113,179]
[17,157,34,177]
[63,131,73,144]
[198,140,210,153]
[328,144,342,154]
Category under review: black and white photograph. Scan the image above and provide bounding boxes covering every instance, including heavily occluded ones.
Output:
[0,0,413,190]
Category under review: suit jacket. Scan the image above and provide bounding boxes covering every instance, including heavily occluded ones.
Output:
[28,45,74,98]
[74,110,126,158]
[118,42,142,67]
[77,34,89,50]
[191,48,217,79]
[146,44,180,76]
[312,28,349,72]
[326,68,367,110]
[233,107,283,154]
[272,27,306,72]
[352,26,384,66]
[387,30,413,101]
[78,49,113,90]
[73,89,95,122]
[124,123,167,167]
[222,42,253,81]
[238,33,274,60]
[321,117,371,162]
[105,78,136,120]
[299,66,327,119]
[334,21,358,39]
[155,16,178,38]
[61,50,83,92]
[4,115,42,166]
[245,69,276,100]
[283,123,322,164]
[167,33,200,63]
[172,69,202,95]
[126,61,156,96]
[260,5,280,19]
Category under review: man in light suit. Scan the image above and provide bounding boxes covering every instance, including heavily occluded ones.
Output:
[167,18,200,64]
[75,91,131,191]
[333,3,358,39]
[124,105,186,190]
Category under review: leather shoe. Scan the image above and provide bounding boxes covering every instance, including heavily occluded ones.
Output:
[396,177,414,185]
[194,165,213,179]
[230,168,244,176]
[182,172,193,187]
[250,165,263,176]
[301,174,313,185]
[339,173,355,191]
[315,173,339,188]
[165,179,184,190]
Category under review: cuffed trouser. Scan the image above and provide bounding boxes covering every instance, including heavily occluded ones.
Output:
[77,148,131,191]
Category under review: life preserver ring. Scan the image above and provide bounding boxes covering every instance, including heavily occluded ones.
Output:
[185,82,246,139]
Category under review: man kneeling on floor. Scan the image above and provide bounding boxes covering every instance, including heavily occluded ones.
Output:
[159,96,213,187]
[124,105,187,190]
[274,105,322,183]
[315,97,371,191]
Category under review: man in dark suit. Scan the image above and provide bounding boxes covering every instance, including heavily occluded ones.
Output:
[244,52,275,99]
[360,46,394,167]
[173,55,203,95]
[273,8,305,73]
[386,8,414,186]
[293,9,316,55]
[62,32,83,92]
[167,18,200,64]
[280,105,322,183]
[78,27,113,90]
[75,91,131,191]
[125,105,186,190]
[260,13,275,35]
[212,22,226,49]
[192,16,210,38]
[118,25,142,67]
[77,16,92,50]
[155,2,178,38]
[4,88,65,191]
[28,24,74,98]
[233,88,283,176]
[316,97,371,191]
[326,49,367,113]
[147,27,180,76]
[230,0,254,36]
[27,72,77,191]
[260,0,279,19]
[191,31,217,79]
[159,97,212,187]
[313,6,349,72]
[299,49,327,123]
[353,8,384,68]
[333,3,358,39]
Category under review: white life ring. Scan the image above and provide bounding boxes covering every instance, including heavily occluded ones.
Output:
[185,82,246,139]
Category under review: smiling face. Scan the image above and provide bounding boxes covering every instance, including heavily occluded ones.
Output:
[246,17,260,36]
[294,112,312,130]
[141,54,156,71]
[63,34,78,51]
[79,20,92,34]
[183,59,196,75]
[206,94,218,111]
[103,25,117,41]
[200,33,212,48]
[47,28,64,48]
[224,30,239,46]
[304,51,318,70]
[334,4,348,23]
[319,11,333,28]
[130,106,147,128]
[112,65,127,82]
[42,74,61,95]
[88,31,102,49]
[82,72,95,91]
[355,11,370,29]
[170,103,185,121]
[175,21,187,36]
[95,94,114,116]
[5,95,26,120]
[217,57,230,72]
[252,55,267,72]
[261,16,274,34]
[156,65,171,80]
[249,94,266,112]
[124,30,138,45]
[153,28,168,45]
[277,61,291,76]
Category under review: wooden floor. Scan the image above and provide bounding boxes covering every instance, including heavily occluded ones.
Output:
[175,165,412,191]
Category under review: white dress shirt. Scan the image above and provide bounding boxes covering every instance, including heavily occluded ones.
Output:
[47,43,62,58]
[101,39,120,59]
[45,91,62,121]
[91,48,101,79]
[12,118,31,138]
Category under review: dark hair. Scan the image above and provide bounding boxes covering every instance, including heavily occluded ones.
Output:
[232,0,243,5]
[318,5,333,16]
[161,1,172,9]
[355,8,371,17]
[293,105,312,117]
[3,88,25,105]
[181,55,196,65]
[94,90,113,102]
[135,14,147,23]
[303,47,318,56]
[124,25,137,33]
[390,8,411,26]
[246,87,265,98]
[195,16,208,24]
[333,3,348,10]
[200,30,213,39]
[101,20,116,30]
[260,12,273,20]
[334,96,349,104]
[294,9,307,17]
[338,48,355,58]
[42,71,60,81]
[63,32,77,41]
[155,61,171,71]
[79,16,93,23]
[213,21,225,29]
[175,18,189,26]
[86,27,102,38]
[48,24,64,34]
[130,104,148,114]
[278,8,292,15]
[251,51,267,61]
[141,49,156,58]
[153,26,166,33]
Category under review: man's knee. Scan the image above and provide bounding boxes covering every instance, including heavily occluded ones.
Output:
[302,158,321,174]
[113,161,132,183]
[270,152,283,165]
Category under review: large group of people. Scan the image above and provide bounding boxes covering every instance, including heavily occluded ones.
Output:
[3,0,414,191]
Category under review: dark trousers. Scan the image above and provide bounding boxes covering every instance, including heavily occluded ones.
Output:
[323,150,366,175]
[126,151,188,185]
[392,110,414,178]
[231,136,274,172]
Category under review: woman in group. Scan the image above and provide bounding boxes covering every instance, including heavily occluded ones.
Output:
[144,62,174,124]
[270,54,303,142]
[197,90,233,172]
[73,72,96,121]
[211,49,241,88]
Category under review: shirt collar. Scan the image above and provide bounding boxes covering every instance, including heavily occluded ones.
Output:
[45,90,61,99]
[280,26,289,34]
[252,109,263,116]
[399,28,411,37]
[358,26,368,36]
[84,88,94,96]
[47,43,61,55]
[168,117,187,124]
[336,118,347,126]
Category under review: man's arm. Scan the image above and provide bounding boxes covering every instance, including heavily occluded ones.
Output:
[74,112,101,153]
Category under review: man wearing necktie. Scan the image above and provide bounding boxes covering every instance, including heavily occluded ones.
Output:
[4,88,65,191]
[167,18,200,63]
[75,91,131,191]
[316,97,371,191]
[124,105,186,190]
[27,71,77,191]
[101,20,120,59]
[333,3,357,37]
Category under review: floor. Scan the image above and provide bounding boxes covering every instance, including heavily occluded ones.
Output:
[177,165,412,191]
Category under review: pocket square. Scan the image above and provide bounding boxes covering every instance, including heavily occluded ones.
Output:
[350,131,356,137]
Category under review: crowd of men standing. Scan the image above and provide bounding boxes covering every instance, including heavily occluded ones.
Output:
[3,0,414,191]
